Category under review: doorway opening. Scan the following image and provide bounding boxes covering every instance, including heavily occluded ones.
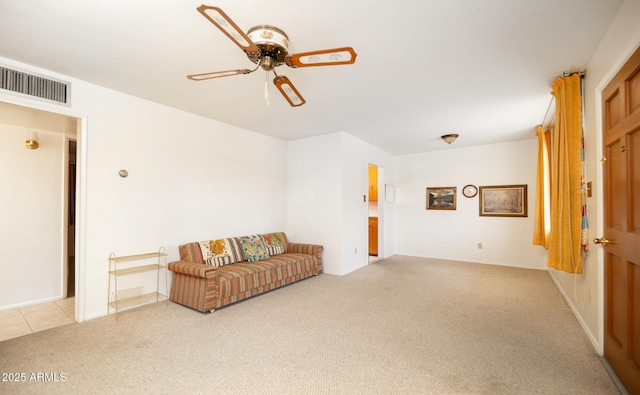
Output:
[0,100,81,324]
[67,140,76,298]
[368,164,379,263]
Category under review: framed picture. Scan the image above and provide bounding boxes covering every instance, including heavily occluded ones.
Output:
[479,185,528,217]
[426,187,456,210]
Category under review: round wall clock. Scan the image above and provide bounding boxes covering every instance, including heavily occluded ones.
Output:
[462,184,478,198]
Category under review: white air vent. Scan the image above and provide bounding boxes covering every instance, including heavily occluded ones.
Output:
[0,65,70,106]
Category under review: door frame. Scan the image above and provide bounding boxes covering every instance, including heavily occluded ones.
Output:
[0,96,87,322]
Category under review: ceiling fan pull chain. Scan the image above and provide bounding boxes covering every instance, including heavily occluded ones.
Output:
[264,71,270,106]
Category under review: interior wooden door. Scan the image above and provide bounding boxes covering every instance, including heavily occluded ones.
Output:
[601,45,640,394]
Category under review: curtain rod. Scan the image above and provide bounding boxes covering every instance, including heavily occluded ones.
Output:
[562,70,586,78]
[539,70,586,127]
[540,96,555,129]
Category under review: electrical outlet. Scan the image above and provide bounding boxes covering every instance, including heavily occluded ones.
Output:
[477,243,483,249]
[354,248,357,255]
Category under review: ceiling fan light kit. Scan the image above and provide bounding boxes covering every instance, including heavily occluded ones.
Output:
[247,25,290,69]
[189,5,357,107]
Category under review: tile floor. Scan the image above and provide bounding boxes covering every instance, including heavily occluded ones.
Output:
[0,298,75,342]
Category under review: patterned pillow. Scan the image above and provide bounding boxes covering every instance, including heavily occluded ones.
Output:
[260,232,286,255]
[198,238,244,267]
[239,235,270,263]
[225,238,245,262]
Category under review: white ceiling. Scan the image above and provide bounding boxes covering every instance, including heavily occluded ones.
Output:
[0,0,623,154]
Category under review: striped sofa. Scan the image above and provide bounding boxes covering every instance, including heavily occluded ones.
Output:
[168,232,323,313]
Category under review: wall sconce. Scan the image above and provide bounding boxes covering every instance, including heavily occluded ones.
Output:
[441,134,459,144]
[25,131,39,149]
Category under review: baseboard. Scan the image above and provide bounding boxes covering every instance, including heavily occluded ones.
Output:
[0,295,64,312]
[546,270,601,354]
[396,253,546,271]
[341,262,368,276]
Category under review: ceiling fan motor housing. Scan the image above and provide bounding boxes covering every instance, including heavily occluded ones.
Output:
[247,25,290,70]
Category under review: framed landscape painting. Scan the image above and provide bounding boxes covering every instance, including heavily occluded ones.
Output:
[426,187,456,210]
[479,185,527,217]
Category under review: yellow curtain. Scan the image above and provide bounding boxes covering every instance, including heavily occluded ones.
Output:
[547,74,583,274]
[533,126,551,248]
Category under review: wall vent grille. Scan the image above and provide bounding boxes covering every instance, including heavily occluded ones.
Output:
[0,65,70,106]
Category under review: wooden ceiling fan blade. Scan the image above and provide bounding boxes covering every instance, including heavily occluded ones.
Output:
[187,69,252,81]
[273,75,306,107]
[196,5,260,55]
[285,47,357,68]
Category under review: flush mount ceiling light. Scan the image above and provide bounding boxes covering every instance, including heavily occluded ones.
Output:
[187,5,357,107]
[441,134,459,144]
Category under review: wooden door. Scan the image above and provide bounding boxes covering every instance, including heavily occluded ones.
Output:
[601,45,640,394]
[368,165,378,201]
[368,217,378,256]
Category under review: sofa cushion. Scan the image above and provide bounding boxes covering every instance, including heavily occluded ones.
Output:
[198,238,244,267]
[260,232,287,255]
[217,253,318,299]
[239,235,270,263]
[179,242,204,264]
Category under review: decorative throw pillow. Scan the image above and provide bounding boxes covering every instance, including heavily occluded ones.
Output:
[260,232,286,255]
[224,238,245,263]
[239,235,270,263]
[198,238,244,267]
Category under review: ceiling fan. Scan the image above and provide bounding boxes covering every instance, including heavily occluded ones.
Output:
[187,5,357,107]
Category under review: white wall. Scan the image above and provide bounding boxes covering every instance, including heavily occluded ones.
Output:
[549,0,640,353]
[287,132,394,276]
[0,56,288,320]
[0,124,66,309]
[286,133,343,274]
[394,139,548,270]
[340,133,395,274]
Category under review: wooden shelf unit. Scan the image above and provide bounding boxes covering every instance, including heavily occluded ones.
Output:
[108,248,168,318]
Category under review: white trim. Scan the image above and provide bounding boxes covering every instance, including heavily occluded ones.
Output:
[62,134,70,301]
[340,262,368,276]
[75,116,87,322]
[547,269,600,353]
[0,295,64,312]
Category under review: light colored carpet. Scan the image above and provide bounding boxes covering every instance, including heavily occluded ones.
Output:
[0,255,619,394]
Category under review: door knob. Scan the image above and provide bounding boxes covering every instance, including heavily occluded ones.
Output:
[593,237,613,246]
